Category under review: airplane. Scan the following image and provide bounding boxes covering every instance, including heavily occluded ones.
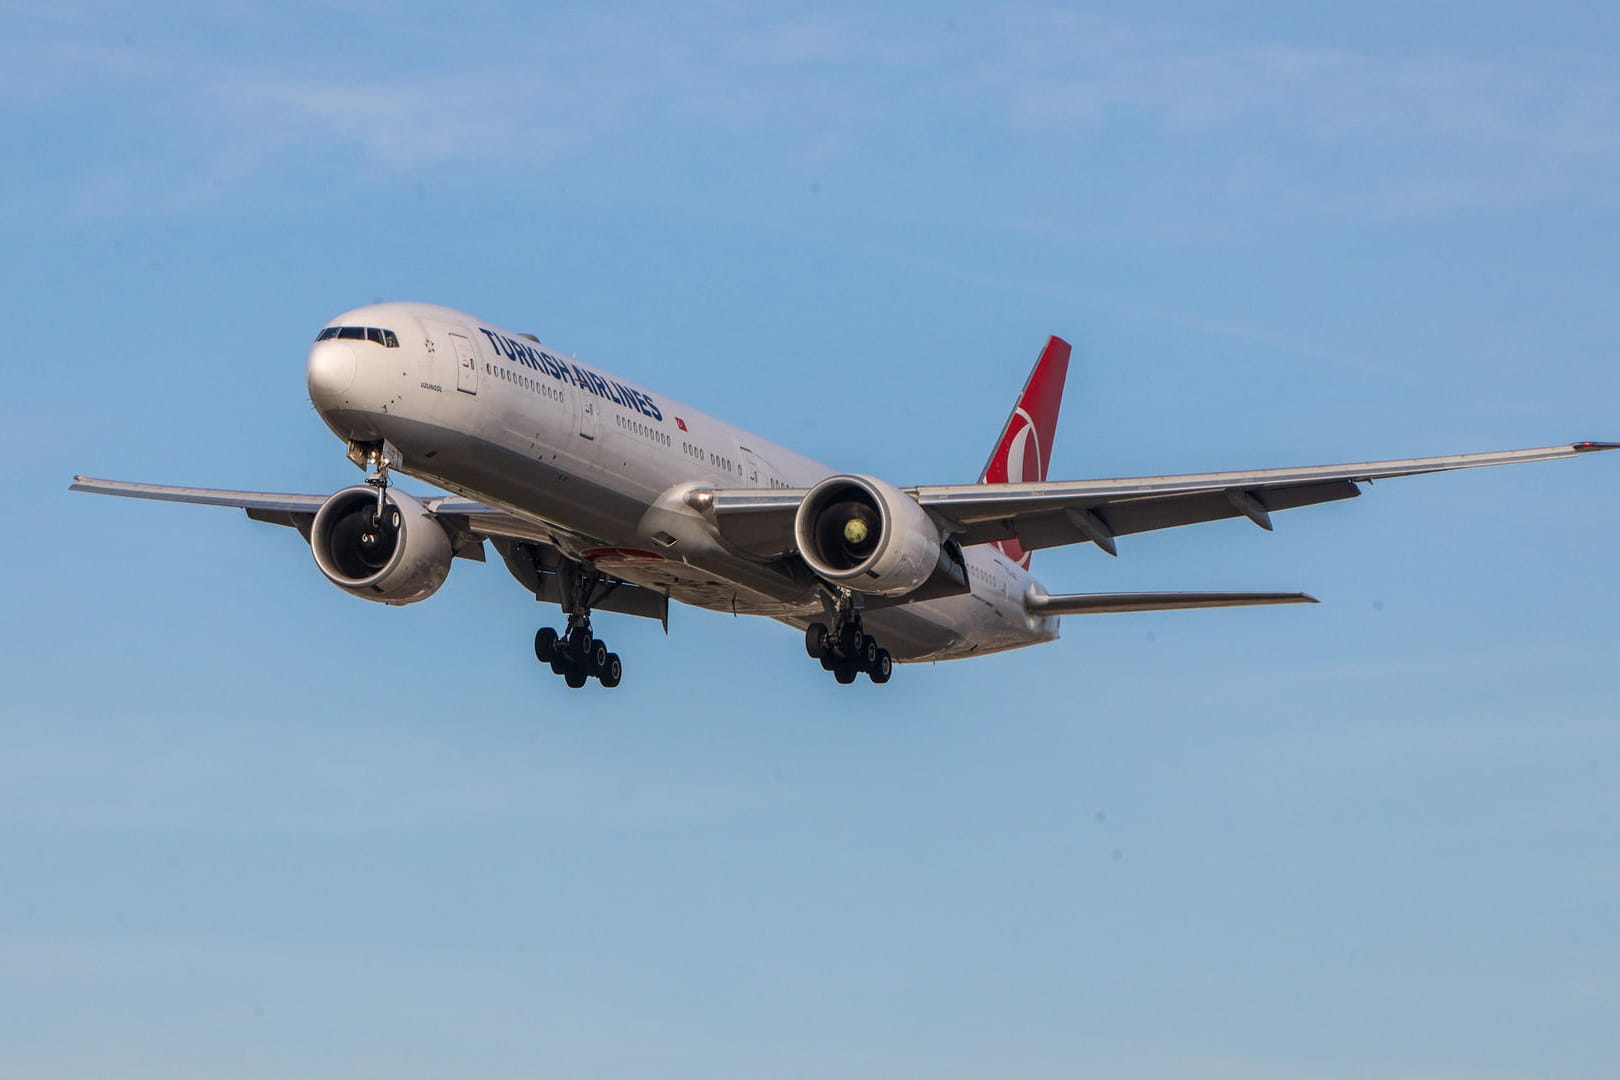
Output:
[71,302,1617,689]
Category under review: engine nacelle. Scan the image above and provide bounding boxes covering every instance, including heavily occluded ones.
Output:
[793,474,942,597]
[310,486,453,605]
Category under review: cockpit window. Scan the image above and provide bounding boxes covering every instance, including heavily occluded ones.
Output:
[316,326,399,347]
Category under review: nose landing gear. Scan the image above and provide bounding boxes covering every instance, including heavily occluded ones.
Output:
[362,445,393,526]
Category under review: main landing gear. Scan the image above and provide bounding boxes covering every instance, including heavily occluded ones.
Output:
[534,618,622,689]
[804,610,893,685]
[533,565,622,689]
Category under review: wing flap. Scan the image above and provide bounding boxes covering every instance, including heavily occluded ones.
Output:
[244,507,316,541]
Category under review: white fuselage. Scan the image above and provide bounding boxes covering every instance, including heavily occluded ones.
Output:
[306,302,1060,662]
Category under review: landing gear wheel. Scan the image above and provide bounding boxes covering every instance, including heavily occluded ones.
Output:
[534,627,558,663]
[839,623,862,657]
[599,653,623,688]
[805,622,829,659]
[588,639,610,673]
[834,661,858,685]
[550,656,570,676]
[819,653,836,672]
[860,635,880,669]
[563,666,589,689]
[567,625,593,657]
[868,649,892,684]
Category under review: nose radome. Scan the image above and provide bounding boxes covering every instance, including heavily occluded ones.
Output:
[307,340,356,411]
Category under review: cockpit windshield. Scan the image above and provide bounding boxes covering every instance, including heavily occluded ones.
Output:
[316,326,400,348]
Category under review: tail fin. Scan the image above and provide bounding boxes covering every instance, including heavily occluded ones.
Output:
[979,335,1071,569]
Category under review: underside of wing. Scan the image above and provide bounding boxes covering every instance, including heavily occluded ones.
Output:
[69,476,516,561]
[69,477,687,619]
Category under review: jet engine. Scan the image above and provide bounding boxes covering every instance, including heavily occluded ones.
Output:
[310,486,453,605]
[793,474,943,597]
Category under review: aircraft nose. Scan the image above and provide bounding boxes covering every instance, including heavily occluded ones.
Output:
[307,340,356,411]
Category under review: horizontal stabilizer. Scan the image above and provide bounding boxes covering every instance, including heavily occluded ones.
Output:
[1026,589,1317,616]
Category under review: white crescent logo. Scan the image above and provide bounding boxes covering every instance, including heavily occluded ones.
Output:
[1003,408,1044,484]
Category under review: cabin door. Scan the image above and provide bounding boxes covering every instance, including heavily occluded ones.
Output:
[577,394,598,440]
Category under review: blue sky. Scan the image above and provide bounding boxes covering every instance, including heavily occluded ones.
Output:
[4,3,1620,1077]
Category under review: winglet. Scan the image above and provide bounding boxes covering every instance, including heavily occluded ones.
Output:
[1572,441,1620,453]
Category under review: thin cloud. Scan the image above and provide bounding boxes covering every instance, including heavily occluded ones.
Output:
[11,8,1620,222]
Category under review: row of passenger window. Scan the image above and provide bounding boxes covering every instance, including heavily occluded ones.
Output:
[616,412,671,446]
[316,326,399,348]
[487,362,564,402]
[683,441,737,473]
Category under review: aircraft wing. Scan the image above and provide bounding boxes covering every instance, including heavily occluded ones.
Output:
[68,476,330,514]
[68,478,681,621]
[66,477,557,559]
[704,442,1618,557]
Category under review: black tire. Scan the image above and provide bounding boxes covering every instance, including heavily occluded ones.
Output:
[839,623,862,657]
[567,625,593,657]
[805,622,828,659]
[550,656,570,676]
[534,627,558,663]
[834,662,858,685]
[861,635,880,669]
[599,653,623,688]
[588,639,610,673]
[563,666,589,689]
[819,653,836,672]
[869,649,892,684]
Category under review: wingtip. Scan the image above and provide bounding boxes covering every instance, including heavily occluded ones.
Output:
[1572,441,1620,453]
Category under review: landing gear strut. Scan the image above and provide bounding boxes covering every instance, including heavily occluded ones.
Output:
[804,592,892,685]
[533,567,623,689]
[363,446,392,525]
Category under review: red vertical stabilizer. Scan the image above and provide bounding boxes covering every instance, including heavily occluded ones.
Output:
[978,335,1071,569]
